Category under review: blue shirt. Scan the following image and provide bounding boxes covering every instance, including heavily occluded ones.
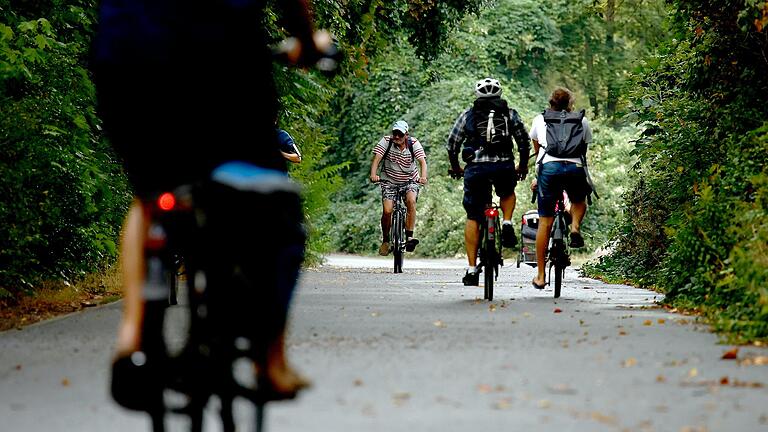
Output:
[277,129,301,156]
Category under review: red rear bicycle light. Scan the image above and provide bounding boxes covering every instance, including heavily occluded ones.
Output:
[158,192,176,211]
[522,217,527,225]
[485,208,499,218]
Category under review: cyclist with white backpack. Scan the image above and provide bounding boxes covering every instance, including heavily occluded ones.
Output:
[447,78,531,286]
[530,87,597,290]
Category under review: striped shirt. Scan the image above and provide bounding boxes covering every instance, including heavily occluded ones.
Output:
[446,106,530,163]
[373,136,426,184]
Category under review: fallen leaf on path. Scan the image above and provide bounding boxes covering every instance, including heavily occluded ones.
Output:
[619,330,628,336]
[622,358,637,367]
[15,364,22,371]
[658,318,666,324]
[719,376,729,385]
[643,320,652,326]
[370,312,379,317]
[353,379,363,387]
[489,304,496,312]
[492,398,512,410]
[392,392,410,406]
[61,378,70,386]
[553,308,562,313]
[523,312,533,318]
[721,347,739,360]
[740,355,768,366]
[656,375,666,383]
[547,384,576,395]
[537,399,551,409]
[590,412,618,426]
[433,320,447,328]
[688,368,698,378]
[477,384,493,394]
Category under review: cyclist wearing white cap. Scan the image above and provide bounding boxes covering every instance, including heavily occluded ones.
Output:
[370,120,428,256]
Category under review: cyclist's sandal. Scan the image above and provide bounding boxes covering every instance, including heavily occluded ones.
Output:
[569,232,584,248]
[378,242,390,256]
[405,237,420,252]
[531,279,546,290]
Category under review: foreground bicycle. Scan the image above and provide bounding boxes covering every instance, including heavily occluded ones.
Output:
[112,164,305,432]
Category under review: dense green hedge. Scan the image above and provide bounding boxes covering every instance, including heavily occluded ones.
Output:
[0,2,131,297]
[583,0,768,341]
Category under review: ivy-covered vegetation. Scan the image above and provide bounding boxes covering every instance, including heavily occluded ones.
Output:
[319,0,664,258]
[583,0,768,341]
[1,1,130,298]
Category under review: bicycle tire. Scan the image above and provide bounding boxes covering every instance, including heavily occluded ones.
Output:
[483,225,494,301]
[554,262,562,298]
[392,210,404,274]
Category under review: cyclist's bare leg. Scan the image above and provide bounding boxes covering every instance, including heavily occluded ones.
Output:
[499,193,516,222]
[381,199,394,241]
[465,219,481,267]
[116,198,149,355]
[569,201,586,234]
[405,191,417,231]
[533,216,554,285]
[260,329,311,396]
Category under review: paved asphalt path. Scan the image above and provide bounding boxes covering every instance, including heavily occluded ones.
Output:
[1,254,767,431]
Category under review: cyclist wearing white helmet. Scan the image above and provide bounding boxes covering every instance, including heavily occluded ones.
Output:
[370,119,428,255]
[446,78,531,286]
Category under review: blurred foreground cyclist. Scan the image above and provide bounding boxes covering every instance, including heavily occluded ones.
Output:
[92,0,330,409]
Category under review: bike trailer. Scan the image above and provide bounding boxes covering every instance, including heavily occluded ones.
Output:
[517,210,539,267]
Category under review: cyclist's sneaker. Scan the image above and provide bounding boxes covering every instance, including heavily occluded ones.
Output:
[405,237,419,252]
[378,242,390,256]
[569,232,584,248]
[501,223,518,248]
[462,270,480,286]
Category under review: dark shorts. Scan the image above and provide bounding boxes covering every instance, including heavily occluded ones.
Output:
[463,160,517,221]
[536,161,590,217]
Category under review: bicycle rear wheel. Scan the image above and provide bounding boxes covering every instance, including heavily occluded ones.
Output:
[392,211,404,274]
[483,230,495,301]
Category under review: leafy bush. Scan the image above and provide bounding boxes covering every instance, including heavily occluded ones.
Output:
[585,1,768,341]
[1,4,131,296]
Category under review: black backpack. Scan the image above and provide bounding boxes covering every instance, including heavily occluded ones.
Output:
[466,97,514,157]
[382,136,416,164]
[543,109,587,158]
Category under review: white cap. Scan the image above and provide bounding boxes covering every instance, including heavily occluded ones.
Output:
[392,120,409,134]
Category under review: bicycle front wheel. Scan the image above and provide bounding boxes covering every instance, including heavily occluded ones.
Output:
[553,262,562,298]
[392,211,404,274]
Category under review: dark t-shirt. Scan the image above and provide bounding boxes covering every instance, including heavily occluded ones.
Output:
[277,129,299,155]
[92,0,285,196]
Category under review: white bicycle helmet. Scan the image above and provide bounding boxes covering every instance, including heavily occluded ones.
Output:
[475,78,502,98]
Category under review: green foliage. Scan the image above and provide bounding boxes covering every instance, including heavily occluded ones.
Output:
[1,2,131,294]
[321,0,642,257]
[586,0,768,341]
